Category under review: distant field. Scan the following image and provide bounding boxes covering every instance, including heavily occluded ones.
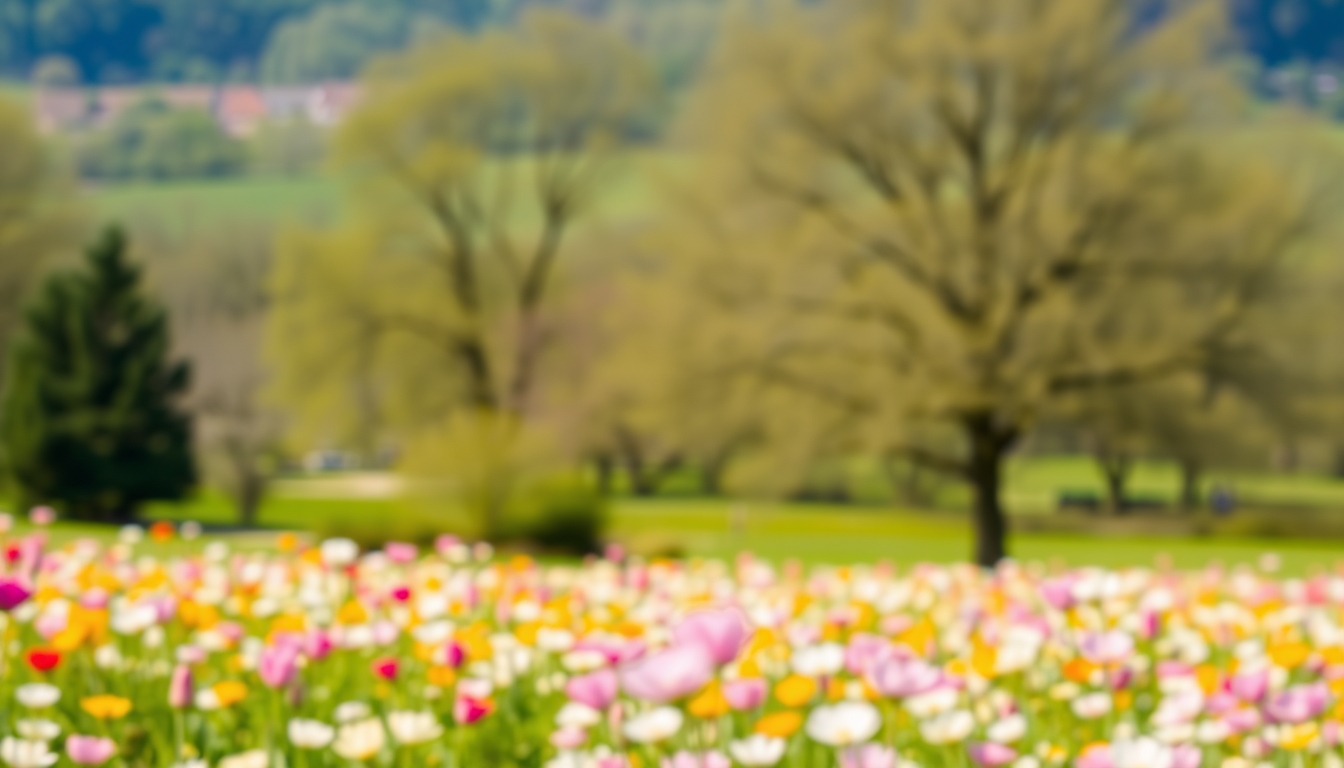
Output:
[109,467,1344,574]
[85,150,689,233]
[88,175,343,230]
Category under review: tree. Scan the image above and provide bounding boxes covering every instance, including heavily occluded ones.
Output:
[267,8,655,535]
[76,99,247,181]
[1,226,195,522]
[0,94,82,384]
[140,219,283,527]
[676,0,1334,566]
[260,2,443,84]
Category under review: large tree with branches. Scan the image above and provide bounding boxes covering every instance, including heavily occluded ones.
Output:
[675,0,1335,565]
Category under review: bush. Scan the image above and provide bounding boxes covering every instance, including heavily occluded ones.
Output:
[501,477,609,556]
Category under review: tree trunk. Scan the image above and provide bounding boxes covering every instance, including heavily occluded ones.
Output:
[594,453,614,495]
[963,414,1017,569]
[236,473,264,528]
[1099,455,1131,516]
[1179,460,1202,512]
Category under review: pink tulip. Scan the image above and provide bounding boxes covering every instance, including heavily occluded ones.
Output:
[1039,577,1076,610]
[390,586,411,602]
[0,577,30,611]
[845,633,891,676]
[259,645,299,689]
[672,607,749,666]
[1074,745,1113,768]
[1221,707,1261,733]
[968,742,1018,768]
[620,645,714,703]
[168,664,193,709]
[1204,691,1238,715]
[371,657,398,680]
[566,669,619,710]
[79,588,109,610]
[1265,682,1329,724]
[371,621,399,646]
[661,751,729,768]
[453,695,492,725]
[550,727,588,750]
[866,655,942,698]
[66,735,117,765]
[445,640,467,669]
[722,677,767,711]
[1080,631,1134,664]
[303,629,333,661]
[384,542,417,563]
[841,744,897,768]
[1138,610,1162,640]
[28,506,55,526]
[1229,667,1268,703]
[1171,745,1201,768]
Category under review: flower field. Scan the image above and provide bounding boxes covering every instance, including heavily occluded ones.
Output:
[0,519,1339,768]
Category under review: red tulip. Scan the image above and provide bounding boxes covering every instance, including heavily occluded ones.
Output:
[26,648,60,673]
[371,657,398,680]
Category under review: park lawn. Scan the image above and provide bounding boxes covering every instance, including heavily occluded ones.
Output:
[86,149,690,233]
[90,174,343,231]
[125,485,1344,575]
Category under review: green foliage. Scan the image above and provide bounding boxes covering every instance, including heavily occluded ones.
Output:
[76,99,248,181]
[0,226,196,522]
[260,2,443,84]
[502,475,609,554]
[247,118,327,176]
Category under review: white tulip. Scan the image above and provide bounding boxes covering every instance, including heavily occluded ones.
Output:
[287,719,335,749]
[729,735,787,767]
[333,718,386,761]
[920,709,976,745]
[622,707,683,744]
[386,710,444,745]
[218,750,268,768]
[805,702,882,746]
[14,685,59,709]
[988,713,1027,744]
[334,701,372,724]
[12,721,57,742]
[0,738,57,768]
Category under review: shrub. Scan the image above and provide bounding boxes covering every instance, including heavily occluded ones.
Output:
[501,476,609,556]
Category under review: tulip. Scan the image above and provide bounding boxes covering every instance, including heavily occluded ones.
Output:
[332,718,385,761]
[549,727,587,751]
[258,645,299,689]
[729,735,787,767]
[661,751,729,768]
[24,649,59,674]
[0,579,31,612]
[287,719,335,749]
[565,669,618,710]
[0,737,57,768]
[619,645,714,703]
[168,664,193,709]
[723,677,767,711]
[672,607,749,666]
[968,742,1017,768]
[1265,682,1329,724]
[1229,667,1269,703]
[866,655,942,698]
[370,657,398,680]
[453,695,494,725]
[840,743,897,768]
[64,736,116,766]
[623,708,684,744]
[805,702,882,747]
[387,710,444,744]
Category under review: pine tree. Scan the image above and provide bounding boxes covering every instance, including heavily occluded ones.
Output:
[0,226,195,522]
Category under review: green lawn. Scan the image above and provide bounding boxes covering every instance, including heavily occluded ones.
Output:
[90,481,1339,575]
[89,175,343,230]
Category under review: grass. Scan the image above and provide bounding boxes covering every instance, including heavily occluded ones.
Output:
[84,149,690,233]
[77,475,1332,575]
[89,174,343,231]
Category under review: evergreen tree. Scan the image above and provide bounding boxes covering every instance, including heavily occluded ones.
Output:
[0,226,195,522]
